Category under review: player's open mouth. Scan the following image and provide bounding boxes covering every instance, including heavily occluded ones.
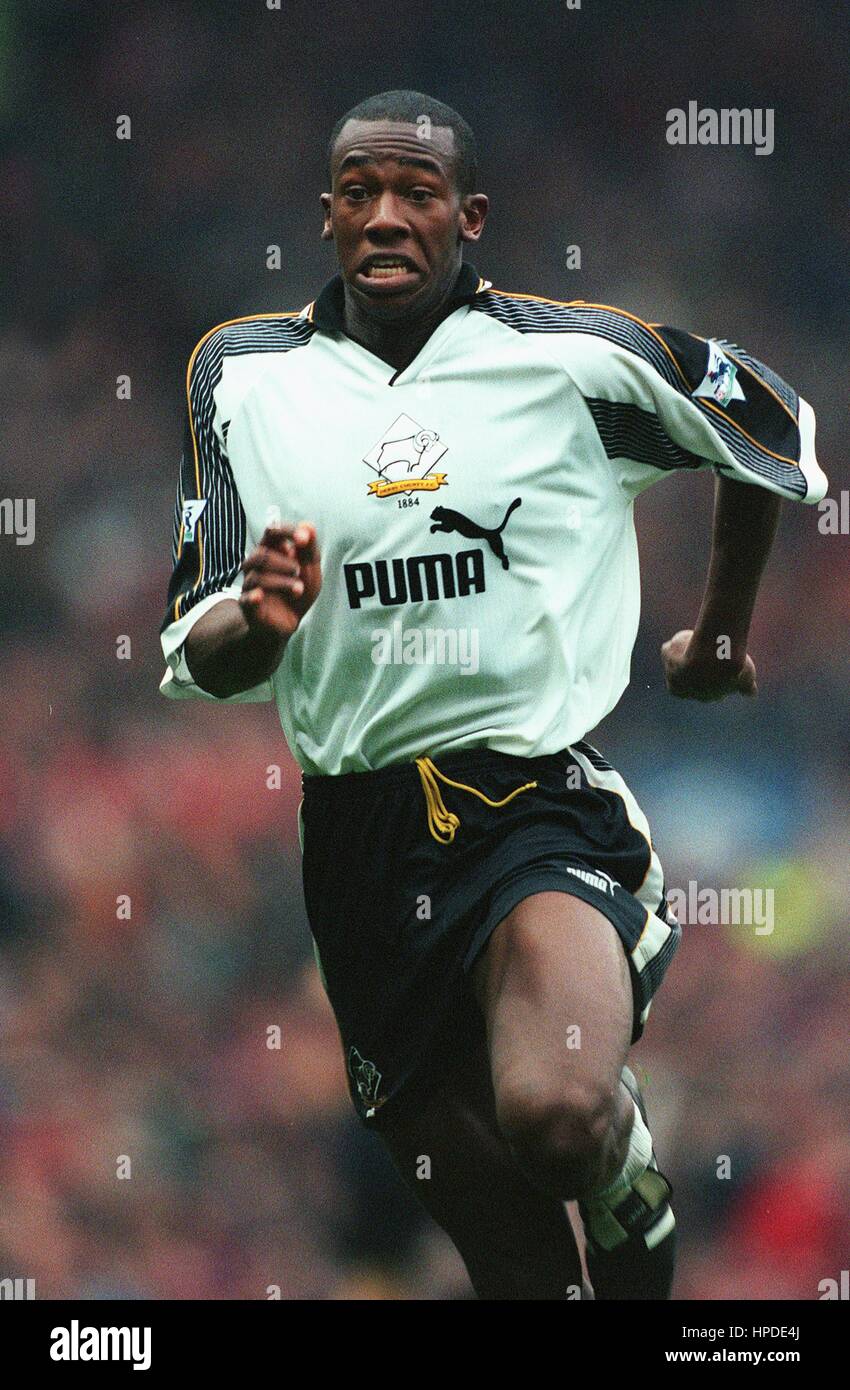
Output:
[355,256,422,293]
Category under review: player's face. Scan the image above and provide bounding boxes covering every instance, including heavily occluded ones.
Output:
[321,119,487,321]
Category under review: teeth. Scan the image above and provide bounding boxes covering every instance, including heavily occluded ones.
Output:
[365,262,410,278]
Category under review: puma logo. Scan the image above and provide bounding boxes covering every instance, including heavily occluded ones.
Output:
[429,498,522,570]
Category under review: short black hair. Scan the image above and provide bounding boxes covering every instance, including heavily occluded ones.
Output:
[328,89,478,197]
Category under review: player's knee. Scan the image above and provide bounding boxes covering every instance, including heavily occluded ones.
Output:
[496,1078,617,1199]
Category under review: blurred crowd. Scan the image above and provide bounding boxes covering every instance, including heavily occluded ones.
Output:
[0,0,847,1298]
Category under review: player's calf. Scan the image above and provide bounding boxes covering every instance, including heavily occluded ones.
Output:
[473,890,676,1297]
[579,1067,676,1299]
[375,1032,586,1300]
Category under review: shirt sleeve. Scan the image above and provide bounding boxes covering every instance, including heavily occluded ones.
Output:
[572,315,827,505]
[159,330,273,703]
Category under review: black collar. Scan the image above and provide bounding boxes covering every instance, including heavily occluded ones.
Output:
[309,261,483,334]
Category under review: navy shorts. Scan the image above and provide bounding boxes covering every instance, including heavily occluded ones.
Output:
[298,742,681,1124]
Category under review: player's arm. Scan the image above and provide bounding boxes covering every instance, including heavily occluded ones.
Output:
[661,473,780,701]
[184,522,321,698]
[160,326,320,703]
[571,317,827,703]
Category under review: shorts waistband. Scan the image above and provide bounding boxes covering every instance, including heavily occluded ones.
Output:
[302,745,575,799]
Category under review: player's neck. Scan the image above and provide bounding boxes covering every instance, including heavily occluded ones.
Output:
[341,271,463,374]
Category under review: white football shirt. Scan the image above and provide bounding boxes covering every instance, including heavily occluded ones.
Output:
[160,263,827,775]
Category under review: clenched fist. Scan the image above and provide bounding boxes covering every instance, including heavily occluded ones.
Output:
[661,628,757,702]
[240,521,322,638]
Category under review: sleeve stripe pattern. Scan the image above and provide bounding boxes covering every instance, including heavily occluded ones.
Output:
[654,326,808,496]
[169,475,182,568]
[473,291,810,499]
[477,291,686,391]
[697,400,806,496]
[166,313,315,629]
[570,738,615,773]
[585,399,707,473]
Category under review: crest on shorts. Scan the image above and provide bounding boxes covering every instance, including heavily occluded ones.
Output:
[364,413,449,498]
[348,1046,385,1115]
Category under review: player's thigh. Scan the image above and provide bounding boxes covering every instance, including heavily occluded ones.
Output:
[375,1026,582,1298]
[471,890,633,1133]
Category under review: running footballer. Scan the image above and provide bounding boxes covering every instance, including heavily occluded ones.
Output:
[160,91,827,1300]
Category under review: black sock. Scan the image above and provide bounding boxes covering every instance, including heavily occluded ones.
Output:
[585,1223,676,1300]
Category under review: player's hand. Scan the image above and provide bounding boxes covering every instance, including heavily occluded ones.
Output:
[240,522,322,638]
[661,628,757,701]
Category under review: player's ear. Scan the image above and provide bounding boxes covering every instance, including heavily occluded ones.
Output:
[320,192,333,241]
[458,193,489,244]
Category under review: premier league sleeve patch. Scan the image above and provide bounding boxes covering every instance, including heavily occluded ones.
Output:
[181,497,208,542]
[692,340,746,407]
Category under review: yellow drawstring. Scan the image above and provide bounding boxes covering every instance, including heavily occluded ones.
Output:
[414,755,538,845]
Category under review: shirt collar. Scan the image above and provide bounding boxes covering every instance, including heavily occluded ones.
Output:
[306,261,484,334]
